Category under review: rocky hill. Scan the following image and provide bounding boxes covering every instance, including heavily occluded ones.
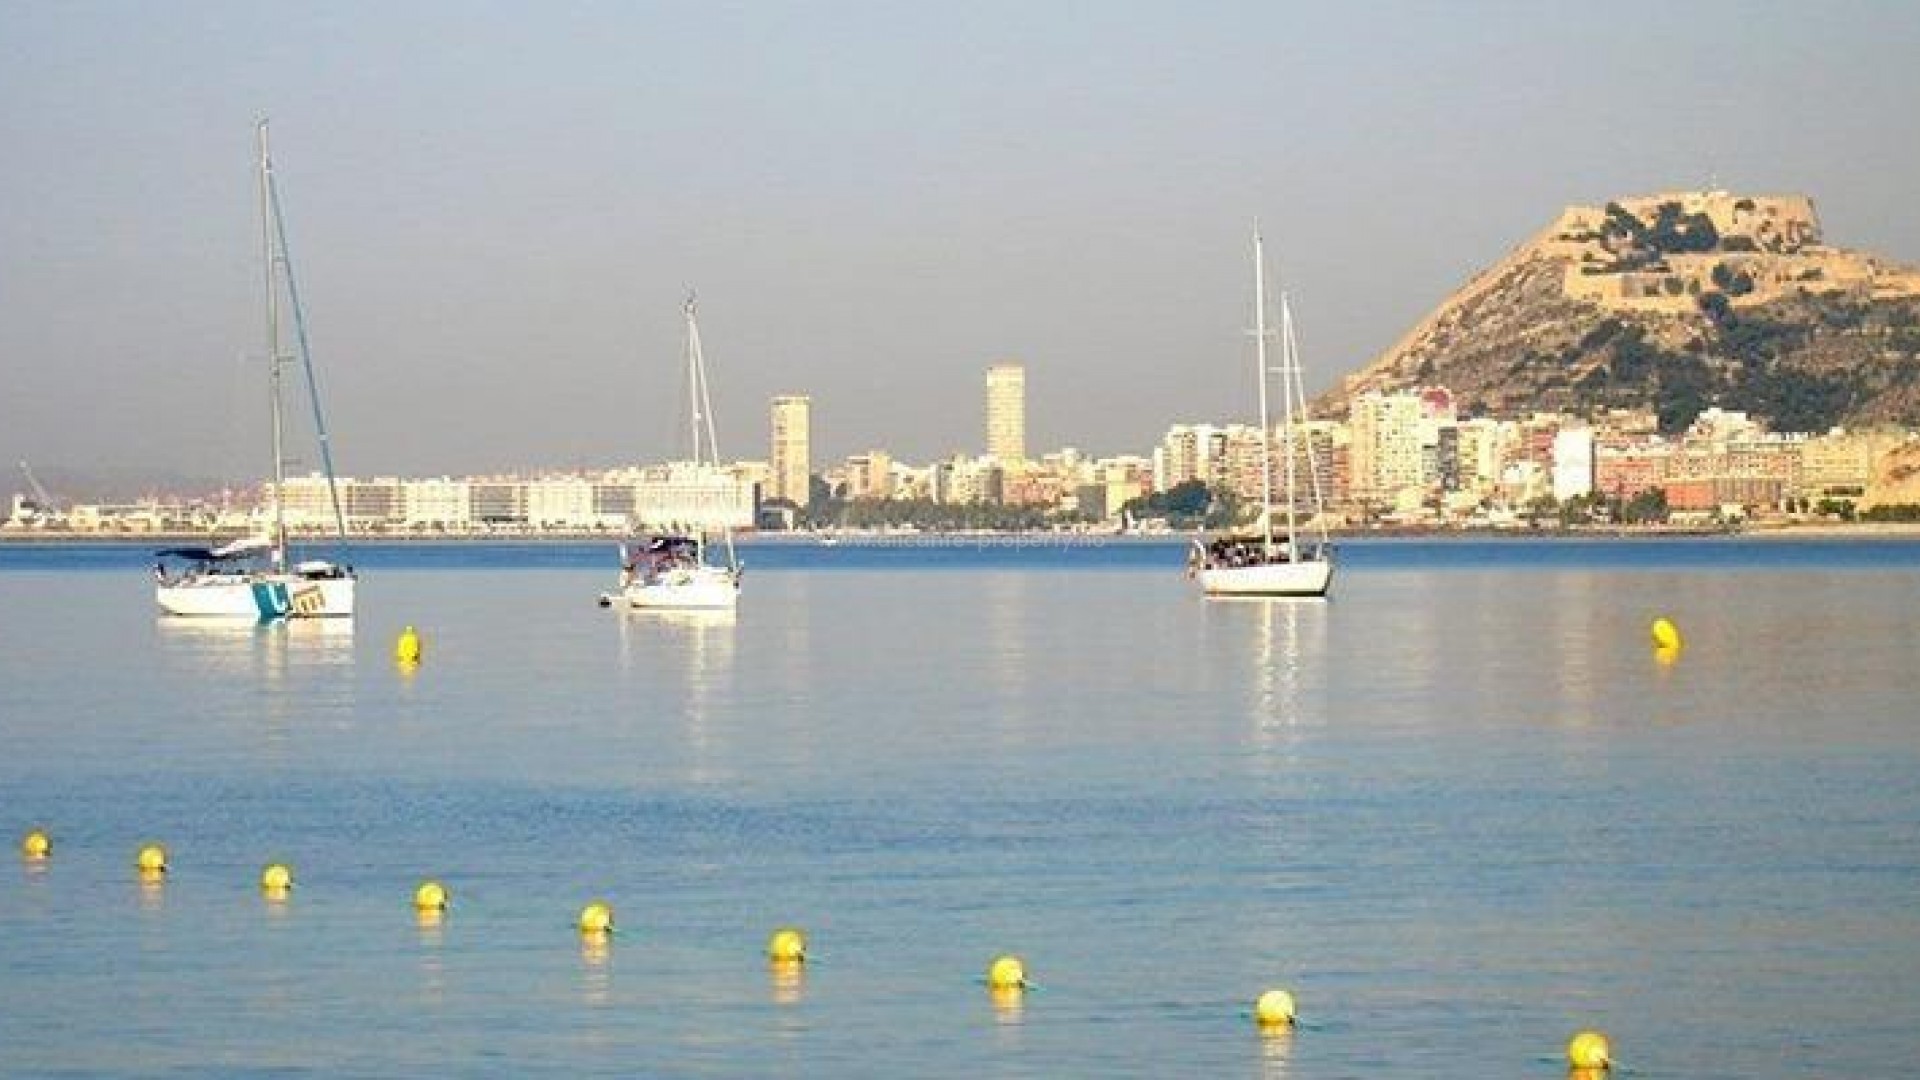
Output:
[1320,191,1920,434]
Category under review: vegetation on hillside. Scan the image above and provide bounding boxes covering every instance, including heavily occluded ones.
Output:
[1551,293,1920,435]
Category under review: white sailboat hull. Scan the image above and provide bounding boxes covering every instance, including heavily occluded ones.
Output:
[1199,558,1332,598]
[621,567,739,610]
[157,574,356,619]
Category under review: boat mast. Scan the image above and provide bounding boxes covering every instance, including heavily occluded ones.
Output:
[258,120,288,570]
[1282,295,1330,551]
[1278,293,1300,553]
[260,119,351,562]
[683,294,738,572]
[1252,225,1275,558]
[683,293,704,468]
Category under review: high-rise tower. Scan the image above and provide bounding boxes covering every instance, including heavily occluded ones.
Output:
[985,362,1026,466]
[770,395,812,508]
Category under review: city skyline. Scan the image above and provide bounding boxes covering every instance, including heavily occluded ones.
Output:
[12,388,1893,536]
[5,5,1920,481]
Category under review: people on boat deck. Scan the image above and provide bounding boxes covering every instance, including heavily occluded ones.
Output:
[621,537,705,586]
[1197,537,1303,569]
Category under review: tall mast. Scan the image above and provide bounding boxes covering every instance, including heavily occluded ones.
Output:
[1278,293,1300,551]
[1252,224,1275,557]
[683,293,704,464]
[682,293,737,572]
[262,121,351,560]
[258,120,288,569]
[1284,294,1330,551]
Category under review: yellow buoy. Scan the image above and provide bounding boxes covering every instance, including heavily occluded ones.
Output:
[414,880,449,911]
[1253,988,1297,1027]
[260,863,293,892]
[21,828,51,859]
[578,900,615,935]
[1567,1030,1611,1069]
[136,843,168,874]
[394,625,422,664]
[1650,617,1681,651]
[986,954,1026,990]
[767,927,807,963]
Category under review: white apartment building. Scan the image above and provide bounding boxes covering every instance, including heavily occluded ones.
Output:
[1154,424,1229,490]
[1551,426,1596,502]
[265,465,753,533]
[1348,391,1427,502]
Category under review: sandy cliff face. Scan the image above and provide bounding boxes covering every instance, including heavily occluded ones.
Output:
[1864,440,1920,509]
[1320,191,1920,434]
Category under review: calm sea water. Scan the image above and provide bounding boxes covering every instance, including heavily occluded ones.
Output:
[3,537,1918,1077]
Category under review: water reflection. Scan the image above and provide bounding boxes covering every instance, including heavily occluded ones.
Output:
[1546,572,1603,724]
[415,913,446,1006]
[768,959,805,1006]
[614,608,738,784]
[579,935,613,1007]
[136,870,166,913]
[1256,1024,1294,1079]
[1206,598,1325,750]
[988,985,1025,1023]
[984,574,1031,700]
[153,618,357,763]
[152,618,357,691]
[987,986,1026,1054]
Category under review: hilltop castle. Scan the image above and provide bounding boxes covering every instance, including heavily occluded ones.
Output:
[1545,190,1920,314]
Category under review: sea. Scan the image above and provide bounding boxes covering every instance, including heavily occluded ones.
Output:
[2,536,1917,1078]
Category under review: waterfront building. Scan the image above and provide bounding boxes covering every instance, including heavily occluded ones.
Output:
[1154,423,1229,491]
[272,474,342,529]
[1799,429,1884,500]
[1095,456,1153,520]
[842,450,894,500]
[469,481,528,527]
[1551,426,1596,502]
[986,362,1027,467]
[1347,391,1425,504]
[525,476,596,530]
[405,478,473,530]
[932,455,1004,505]
[770,395,812,508]
[1003,469,1066,508]
[1595,442,1671,499]
[626,462,755,530]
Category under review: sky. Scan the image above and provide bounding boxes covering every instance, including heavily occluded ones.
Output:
[4,1,1918,489]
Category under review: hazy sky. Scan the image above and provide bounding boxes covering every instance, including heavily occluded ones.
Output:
[4,2,1917,485]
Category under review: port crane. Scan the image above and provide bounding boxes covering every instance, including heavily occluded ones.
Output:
[15,461,60,521]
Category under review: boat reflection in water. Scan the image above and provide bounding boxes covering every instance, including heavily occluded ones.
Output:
[613,605,738,783]
[1200,594,1328,775]
[153,616,356,764]
[154,616,355,676]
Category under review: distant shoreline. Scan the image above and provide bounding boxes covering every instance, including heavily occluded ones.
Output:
[6,522,1920,546]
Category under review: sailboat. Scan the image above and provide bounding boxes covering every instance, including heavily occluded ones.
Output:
[1191,225,1334,598]
[155,121,356,620]
[600,294,742,611]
